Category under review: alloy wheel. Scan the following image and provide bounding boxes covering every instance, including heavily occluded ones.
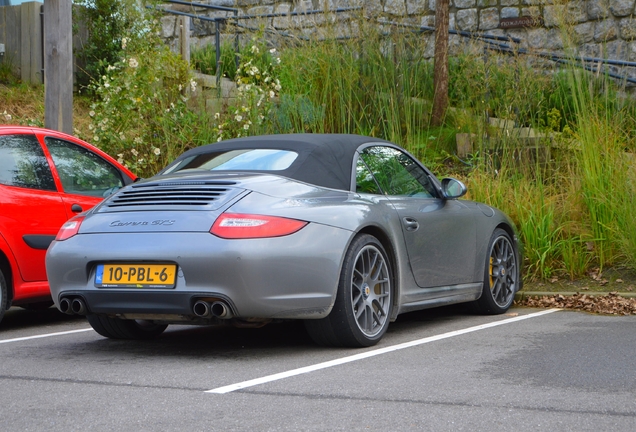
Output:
[488,235,517,308]
[350,244,391,337]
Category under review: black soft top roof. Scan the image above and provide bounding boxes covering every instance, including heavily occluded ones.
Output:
[163,134,393,191]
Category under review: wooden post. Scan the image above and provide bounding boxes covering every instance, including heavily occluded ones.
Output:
[180,16,190,64]
[44,0,73,134]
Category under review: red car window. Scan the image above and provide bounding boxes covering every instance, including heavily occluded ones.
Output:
[0,134,56,191]
[45,137,125,198]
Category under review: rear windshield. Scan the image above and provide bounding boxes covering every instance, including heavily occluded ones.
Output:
[162,149,298,175]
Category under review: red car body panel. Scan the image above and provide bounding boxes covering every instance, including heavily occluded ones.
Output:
[0,126,136,307]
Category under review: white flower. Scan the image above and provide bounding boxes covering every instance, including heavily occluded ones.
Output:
[2,110,12,121]
[134,137,143,144]
[93,135,99,142]
[89,110,95,117]
[121,37,128,49]
[269,48,276,54]
[251,45,259,54]
[269,90,275,98]
[131,148,138,156]
[243,123,250,130]
[128,58,139,68]
[190,79,197,92]
[153,147,161,156]
[104,82,110,88]
[214,112,220,120]
[235,115,243,122]
[117,153,124,163]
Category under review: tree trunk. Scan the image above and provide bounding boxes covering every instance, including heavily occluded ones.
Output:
[431,0,450,127]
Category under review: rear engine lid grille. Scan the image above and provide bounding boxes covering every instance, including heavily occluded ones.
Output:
[99,180,243,212]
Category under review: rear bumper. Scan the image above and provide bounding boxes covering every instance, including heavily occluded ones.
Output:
[46,223,352,319]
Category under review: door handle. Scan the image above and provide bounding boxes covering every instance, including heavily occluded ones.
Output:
[402,217,419,231]
[71,204,83,213]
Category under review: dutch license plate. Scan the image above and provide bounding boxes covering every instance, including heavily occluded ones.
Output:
[95,263,177,288]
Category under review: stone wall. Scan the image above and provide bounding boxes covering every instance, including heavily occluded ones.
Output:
[160,0,636,82]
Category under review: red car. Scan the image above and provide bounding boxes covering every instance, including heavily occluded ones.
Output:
[0,126,136,323]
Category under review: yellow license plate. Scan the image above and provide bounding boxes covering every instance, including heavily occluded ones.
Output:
[95,263,177,288]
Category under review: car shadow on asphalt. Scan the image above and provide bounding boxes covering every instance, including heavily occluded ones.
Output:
[2,303,480,360]
[2,306,86,331]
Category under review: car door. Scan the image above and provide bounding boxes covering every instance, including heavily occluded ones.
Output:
[0,133,69,282]
[358,145,478,288]
[43,136,127,214]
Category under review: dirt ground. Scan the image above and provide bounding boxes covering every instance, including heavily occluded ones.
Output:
[522,267,636,294]
[517,267,636,315]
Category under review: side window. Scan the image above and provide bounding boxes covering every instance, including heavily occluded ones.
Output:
[0,134,56,191]
[355,158,382,194]
[360,146,437,198]
[45,137,124,197]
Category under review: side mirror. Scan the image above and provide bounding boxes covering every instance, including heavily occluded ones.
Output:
[441,178,467,199]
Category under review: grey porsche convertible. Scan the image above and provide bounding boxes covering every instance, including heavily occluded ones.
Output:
[46,134,521,347]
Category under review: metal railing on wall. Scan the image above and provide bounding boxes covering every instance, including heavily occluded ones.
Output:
[152,1,362,87]
[388,20,636,85]
[153,1,636,88]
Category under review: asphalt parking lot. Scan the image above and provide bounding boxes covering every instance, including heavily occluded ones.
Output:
[1,305,635,431]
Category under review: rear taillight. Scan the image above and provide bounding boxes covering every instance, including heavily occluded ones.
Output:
[55,215,85,241]
[210,213,307,239]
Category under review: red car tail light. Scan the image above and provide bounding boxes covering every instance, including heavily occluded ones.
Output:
[55,215,85,241]
[210,213,308,239]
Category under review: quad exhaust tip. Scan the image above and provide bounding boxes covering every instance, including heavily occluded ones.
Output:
[193,300,232,319]
[59,298,72,314]
[59,297,87,315]
[71,298,87,315]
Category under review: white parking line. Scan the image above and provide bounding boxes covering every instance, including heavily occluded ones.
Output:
[207,308,560,394]
[0,328,94,344]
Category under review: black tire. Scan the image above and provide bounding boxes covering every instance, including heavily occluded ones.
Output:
[473,228,519,314]
[0,269,8,325]
[87,314,167,340]
[305,234,393,347]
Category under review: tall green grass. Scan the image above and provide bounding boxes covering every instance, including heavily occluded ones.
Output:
[187,19,636,279]
[566,69,636,271]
